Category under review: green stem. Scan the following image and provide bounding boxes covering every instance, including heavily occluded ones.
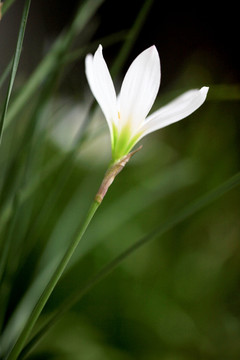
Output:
[5,150,139,360]
[5,200,100,360]
[19,171,240,359]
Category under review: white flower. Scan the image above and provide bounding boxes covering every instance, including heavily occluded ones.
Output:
[85,45,209,162]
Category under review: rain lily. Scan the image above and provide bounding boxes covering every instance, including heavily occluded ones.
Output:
[85,45,209,163]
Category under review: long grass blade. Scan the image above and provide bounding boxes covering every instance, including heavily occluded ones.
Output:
[0,47,75,333]
[0,0,31,144]
[4,0,104,131]
[0,59,12,89]
[19,171,240,358]
[1,0,16,17]
[5,198,100,360]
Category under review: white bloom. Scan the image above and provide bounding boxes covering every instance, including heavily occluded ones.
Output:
[85,45,209,162]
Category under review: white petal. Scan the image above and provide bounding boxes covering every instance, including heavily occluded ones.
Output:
[85,54,98,101]
[141,87,209,137]
[85,45,118,134]
[119,45,160,131]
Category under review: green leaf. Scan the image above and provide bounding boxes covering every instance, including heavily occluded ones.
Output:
[4,0,104,130]
[20,171,240,358]
[1,0,17,17]
[0,0,31,144]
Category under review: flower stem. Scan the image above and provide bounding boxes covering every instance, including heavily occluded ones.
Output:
[5,200,100,360]
[95,146,142,203]
[5,148,142,360]
[18,171,240,359]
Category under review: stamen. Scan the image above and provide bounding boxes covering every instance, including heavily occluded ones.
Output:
[118,112,121,119]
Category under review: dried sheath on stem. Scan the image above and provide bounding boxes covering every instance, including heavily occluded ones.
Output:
[95,146,142,204]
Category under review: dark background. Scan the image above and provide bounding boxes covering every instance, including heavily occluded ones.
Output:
[1,1,239,90]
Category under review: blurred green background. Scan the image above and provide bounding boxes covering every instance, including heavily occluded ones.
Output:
[0,1,240,359]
